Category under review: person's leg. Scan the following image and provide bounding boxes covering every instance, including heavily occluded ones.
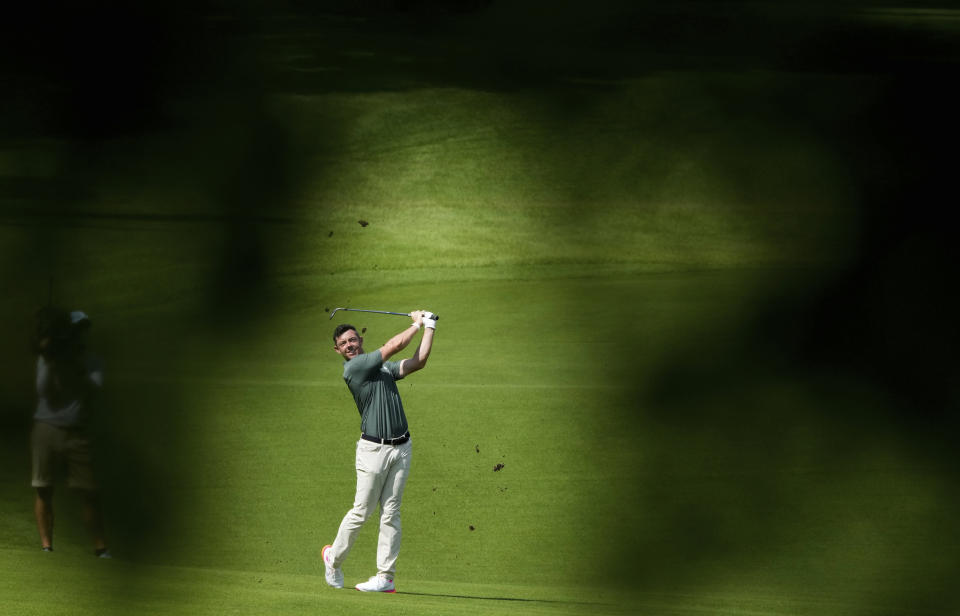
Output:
[64,431,107,553]
[31,422,60,550]
[34,487,54,550]
[376,440,411,578]
[329,440,386,567]
[78,490,108,552]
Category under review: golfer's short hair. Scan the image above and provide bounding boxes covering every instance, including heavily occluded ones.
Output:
[333,324,358,342]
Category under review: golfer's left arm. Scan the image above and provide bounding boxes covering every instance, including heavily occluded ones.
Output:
[399,313,436,377]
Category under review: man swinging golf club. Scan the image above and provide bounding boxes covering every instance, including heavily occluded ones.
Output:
[323,309,437,593]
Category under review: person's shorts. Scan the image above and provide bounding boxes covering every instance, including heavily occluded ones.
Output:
[31,421,96,490]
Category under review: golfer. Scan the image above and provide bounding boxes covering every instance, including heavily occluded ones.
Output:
[323,310,436,593]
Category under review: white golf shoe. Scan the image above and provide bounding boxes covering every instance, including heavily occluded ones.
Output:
[321,544,343,589]
[355,574,395,593]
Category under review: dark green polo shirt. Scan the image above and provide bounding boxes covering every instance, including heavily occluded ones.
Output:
[342,350,408,440]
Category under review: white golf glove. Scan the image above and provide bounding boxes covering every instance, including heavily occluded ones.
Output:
[422,310,437,329]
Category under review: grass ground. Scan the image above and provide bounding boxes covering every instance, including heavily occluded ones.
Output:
[1,4,958,615]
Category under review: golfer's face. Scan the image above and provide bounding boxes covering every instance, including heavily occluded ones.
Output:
[335,330,363,359]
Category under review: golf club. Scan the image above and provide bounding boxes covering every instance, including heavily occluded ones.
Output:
[328,307,439,321]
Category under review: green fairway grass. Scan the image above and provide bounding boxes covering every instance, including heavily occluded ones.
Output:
[2,5,958,615]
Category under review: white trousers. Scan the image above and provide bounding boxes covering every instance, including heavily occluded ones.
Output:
[329,438,412,577]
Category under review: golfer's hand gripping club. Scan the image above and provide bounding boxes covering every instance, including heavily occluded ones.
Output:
[416,310,437,330]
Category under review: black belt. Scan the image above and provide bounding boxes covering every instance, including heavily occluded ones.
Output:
[361,431,410,446]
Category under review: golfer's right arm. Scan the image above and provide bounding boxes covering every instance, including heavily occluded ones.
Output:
[399,326,433,376]
[378,311,426,361]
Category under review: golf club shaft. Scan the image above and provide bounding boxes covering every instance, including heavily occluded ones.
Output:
[329,308,439,320]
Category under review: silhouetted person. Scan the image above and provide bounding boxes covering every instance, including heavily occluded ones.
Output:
[32,308,110,557]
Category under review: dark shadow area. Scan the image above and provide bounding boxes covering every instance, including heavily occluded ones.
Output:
[588,6,960,613]
[0,0,323,576]
[256,0,960,95]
